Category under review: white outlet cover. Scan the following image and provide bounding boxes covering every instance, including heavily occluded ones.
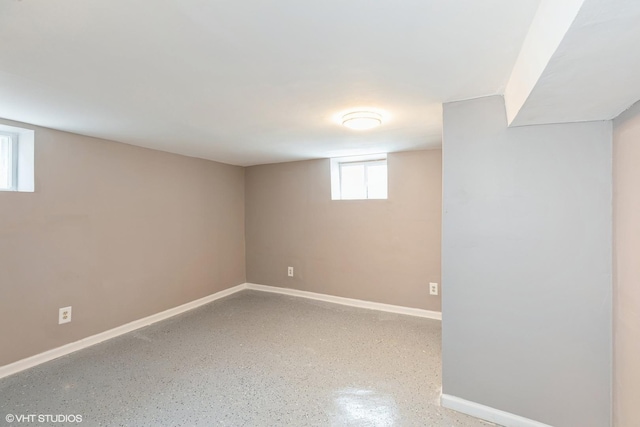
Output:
[59,306,72,324]
[288,267,294,277]
[429,283,439,296]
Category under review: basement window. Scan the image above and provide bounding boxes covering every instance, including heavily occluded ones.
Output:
[330,154,388,200]
[0,133,16,190]
[0,124,35,192]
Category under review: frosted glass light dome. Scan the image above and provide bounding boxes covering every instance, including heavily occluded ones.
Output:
[341,111,382,130]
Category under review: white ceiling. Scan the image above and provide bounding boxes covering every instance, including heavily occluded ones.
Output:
[0,0,540,166]
[507,0,640,127]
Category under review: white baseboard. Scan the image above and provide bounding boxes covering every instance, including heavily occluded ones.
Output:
[1,282,441,379]
[441,394,553,427]
[0,283,247,380]
[245,283,442,320]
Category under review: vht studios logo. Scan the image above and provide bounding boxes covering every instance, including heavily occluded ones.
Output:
[5,414,83,423]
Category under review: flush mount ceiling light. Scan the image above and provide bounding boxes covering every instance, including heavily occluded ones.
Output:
[341,111,382,130]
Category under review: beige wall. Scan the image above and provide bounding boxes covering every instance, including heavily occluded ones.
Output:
[0,119,246,366]
[613,101,640,427]
[245,150,442,311]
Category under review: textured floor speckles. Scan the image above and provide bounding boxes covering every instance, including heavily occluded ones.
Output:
[0,291,489,426]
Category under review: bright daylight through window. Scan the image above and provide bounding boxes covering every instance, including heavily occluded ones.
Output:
[331,155,388,200]
[0,124,35,193]
[0,133,16,191]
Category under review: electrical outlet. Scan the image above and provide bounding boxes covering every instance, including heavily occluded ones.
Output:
[429,283,439,296]
[59,306,72,324]
[288,266,294,277]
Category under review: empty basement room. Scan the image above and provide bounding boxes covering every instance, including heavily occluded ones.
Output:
[1,1,639,426]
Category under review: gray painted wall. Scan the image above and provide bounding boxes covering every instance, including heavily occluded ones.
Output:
[441,96,612,427]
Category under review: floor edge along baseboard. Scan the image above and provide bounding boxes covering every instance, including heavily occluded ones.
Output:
[440,394,554,427]
[245,283,442,321]
[0,283,247,380]
[0,282,441,379]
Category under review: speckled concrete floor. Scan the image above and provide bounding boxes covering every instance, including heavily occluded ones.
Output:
[0,291,490,427]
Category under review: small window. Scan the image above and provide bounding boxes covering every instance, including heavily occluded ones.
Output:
[331,154,388,200]
[0,133,18,191]
[0,124,35,193]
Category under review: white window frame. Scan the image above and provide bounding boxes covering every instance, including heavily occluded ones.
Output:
[0,132,19,191]
[330,154,388,200]
[0,124,35,193]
